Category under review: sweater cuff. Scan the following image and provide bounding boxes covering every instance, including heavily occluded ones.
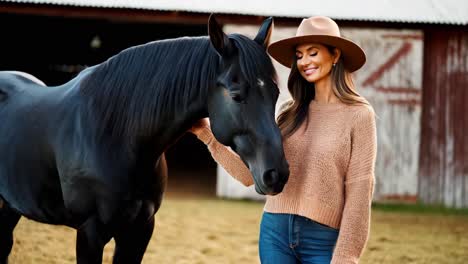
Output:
[331,255,358,264]
[196,127,214,145]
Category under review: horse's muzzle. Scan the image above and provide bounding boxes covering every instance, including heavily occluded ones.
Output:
[260,167,289,195]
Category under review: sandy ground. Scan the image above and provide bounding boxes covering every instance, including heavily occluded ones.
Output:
[8,198,468,264]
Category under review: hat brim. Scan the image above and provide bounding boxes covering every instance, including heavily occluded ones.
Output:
[267,35,366,72]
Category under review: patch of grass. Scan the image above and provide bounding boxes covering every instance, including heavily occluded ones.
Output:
[372,202,468,216]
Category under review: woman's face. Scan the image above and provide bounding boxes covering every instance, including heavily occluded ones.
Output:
[295,43,340,83]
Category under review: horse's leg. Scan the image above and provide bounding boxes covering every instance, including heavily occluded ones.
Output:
[76,216,113,264]
[0,203,21,264]
[112,214,155,264]
[112,154,167,264]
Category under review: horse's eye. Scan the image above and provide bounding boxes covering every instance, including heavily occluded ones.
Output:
[230,90,245,103]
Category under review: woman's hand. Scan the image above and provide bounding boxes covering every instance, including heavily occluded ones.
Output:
[188,118,211,136]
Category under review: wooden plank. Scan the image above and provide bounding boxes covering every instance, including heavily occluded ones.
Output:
[419,29,468,208]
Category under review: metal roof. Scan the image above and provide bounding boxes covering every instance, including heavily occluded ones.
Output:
[2,0,468,25]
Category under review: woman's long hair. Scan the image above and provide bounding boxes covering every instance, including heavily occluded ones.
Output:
[277,45,368,138]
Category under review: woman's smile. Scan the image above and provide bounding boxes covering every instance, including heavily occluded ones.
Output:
[304,66,319,76]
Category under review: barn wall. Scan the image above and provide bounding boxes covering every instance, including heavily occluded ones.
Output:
[419,29,468,208]
[347,28,423,202]
[218,24,423,201]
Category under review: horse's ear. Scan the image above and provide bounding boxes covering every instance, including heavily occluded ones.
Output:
[208,14,234,57]
[254,17,274,49]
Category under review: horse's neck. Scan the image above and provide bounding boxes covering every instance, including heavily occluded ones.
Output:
[137,50,216,143]
[80,39,217,153]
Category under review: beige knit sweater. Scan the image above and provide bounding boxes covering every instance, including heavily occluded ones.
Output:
[196,100,377,264]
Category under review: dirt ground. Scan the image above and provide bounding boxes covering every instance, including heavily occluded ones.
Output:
[8,197,468,264]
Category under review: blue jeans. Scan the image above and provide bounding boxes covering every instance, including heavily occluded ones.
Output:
[259,212,339,264]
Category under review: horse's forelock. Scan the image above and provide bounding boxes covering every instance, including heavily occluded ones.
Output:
[229,34,276,87]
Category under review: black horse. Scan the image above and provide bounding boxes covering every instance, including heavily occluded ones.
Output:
[0,15,289,263]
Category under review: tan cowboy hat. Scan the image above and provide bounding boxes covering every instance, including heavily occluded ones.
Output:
[268,16,366,72]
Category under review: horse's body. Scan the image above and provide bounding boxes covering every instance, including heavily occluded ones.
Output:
[0,64,170,263]
[0,66,166,225]
[0,16,289,263]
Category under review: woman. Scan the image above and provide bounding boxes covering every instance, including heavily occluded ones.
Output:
[190,16,376,264]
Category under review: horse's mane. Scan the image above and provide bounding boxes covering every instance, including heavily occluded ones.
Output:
[79,34,275,141]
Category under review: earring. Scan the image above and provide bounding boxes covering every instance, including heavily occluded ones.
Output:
[333,63,336,67]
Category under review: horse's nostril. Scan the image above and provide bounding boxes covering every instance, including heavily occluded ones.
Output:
[263,169,279,186]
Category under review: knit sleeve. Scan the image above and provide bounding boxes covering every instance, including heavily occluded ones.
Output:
[331,106,377,264]
[195,127,254,186]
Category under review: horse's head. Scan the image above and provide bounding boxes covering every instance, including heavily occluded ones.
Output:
[206,15,289,195]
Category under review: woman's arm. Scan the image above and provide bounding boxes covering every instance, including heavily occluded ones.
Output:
[189,119,254,186]
[331,106,377,264]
